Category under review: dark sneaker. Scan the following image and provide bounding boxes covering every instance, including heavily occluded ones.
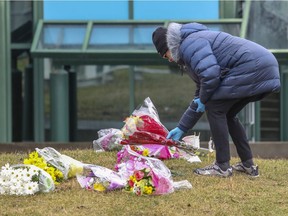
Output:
[232,162,259,177]
[194,163,232,177]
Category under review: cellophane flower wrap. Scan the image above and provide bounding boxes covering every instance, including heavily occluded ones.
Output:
[93,128,123,151]
[117,145,174,196]
[120,97,179,159]
[35,147,84,179]
[0,163,54,195]
[76,164,126,192]
[23,151,64,184]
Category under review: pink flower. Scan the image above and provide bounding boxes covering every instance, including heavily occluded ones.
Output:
[134,161,147,170]
[173,152,180,158]
[134,170,145,181]
[126,160,135,171]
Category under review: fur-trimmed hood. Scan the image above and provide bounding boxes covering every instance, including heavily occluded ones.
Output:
[166,22,208,62]
[166,23,182,62]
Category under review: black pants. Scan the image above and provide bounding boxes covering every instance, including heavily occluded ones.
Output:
[205,93,268,164]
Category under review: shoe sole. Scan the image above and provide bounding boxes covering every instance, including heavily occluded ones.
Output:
[193,170,232,178]
[232,167,259,178]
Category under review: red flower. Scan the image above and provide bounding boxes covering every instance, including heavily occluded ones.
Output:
[128,179,134,187]
[134,170,145,181]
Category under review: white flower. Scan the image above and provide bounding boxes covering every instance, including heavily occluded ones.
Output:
[19,168,31,183]
[10,182,22,195]
[24,182,39,195]
[11,171,20,179]
[28,167,37,177]
[0,176,8,184]
[1,166,12,177]
[0,164,41,195]
[30,167,38,176]
[1,163,10,171]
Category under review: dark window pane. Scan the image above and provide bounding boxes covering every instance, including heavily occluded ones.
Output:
[10,0,33,43]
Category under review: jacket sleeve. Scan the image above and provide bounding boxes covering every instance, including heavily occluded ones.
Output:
[194,81,200,98]
[177,100,203,132]
[181,37,221,104]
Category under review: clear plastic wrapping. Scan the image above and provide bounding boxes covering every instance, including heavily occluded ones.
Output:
[36,147,84,179]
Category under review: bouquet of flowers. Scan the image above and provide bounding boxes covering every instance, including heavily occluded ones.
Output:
[120,97,196,156]
[0,163,54,195]
[93,126,179,159]
[93,128,123,151]
[115,145,176,173]
[24,151,64,184]
[116,145,174,195]
[76,164,126,192]
[125,168,155,195]
[35,147,84,179]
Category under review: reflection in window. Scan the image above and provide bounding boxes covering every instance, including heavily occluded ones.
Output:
[38,24,86,49]
[10,0,33,43]
[206,24,240,36]
[88,24,160,50]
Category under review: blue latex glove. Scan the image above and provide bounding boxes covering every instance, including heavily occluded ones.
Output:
[166,127,184,141]
[193,98,205,113]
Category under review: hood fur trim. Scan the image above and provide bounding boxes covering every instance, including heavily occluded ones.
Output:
[167,22,182,62]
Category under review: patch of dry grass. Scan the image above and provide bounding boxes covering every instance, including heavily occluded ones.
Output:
[1,149,288,216]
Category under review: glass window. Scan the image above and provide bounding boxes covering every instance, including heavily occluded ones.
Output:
[10,0,33,43]
[247,1,288,49]
[76,65,130,141]
[205,24,240,36]
[38,24,86,49]
[70,64,210,141]
[88,24,161,50]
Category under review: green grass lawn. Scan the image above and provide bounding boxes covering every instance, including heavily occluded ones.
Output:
[1,149,288,216]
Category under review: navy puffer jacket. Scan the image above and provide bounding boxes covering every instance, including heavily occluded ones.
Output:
[167,22,281,104]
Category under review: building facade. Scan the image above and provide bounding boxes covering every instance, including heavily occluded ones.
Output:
[0,0,287,143]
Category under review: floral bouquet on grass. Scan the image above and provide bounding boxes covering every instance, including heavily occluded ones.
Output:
[24,151,64,184]
[125,168,155,195]
[120,97,197,156]
[76,164,126,192]
[0,163,54,195]
[115,145,172,174]
[35,147,84,179]
[93,126,180,159]
[116,145,174,196]
[93,128,123,152]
